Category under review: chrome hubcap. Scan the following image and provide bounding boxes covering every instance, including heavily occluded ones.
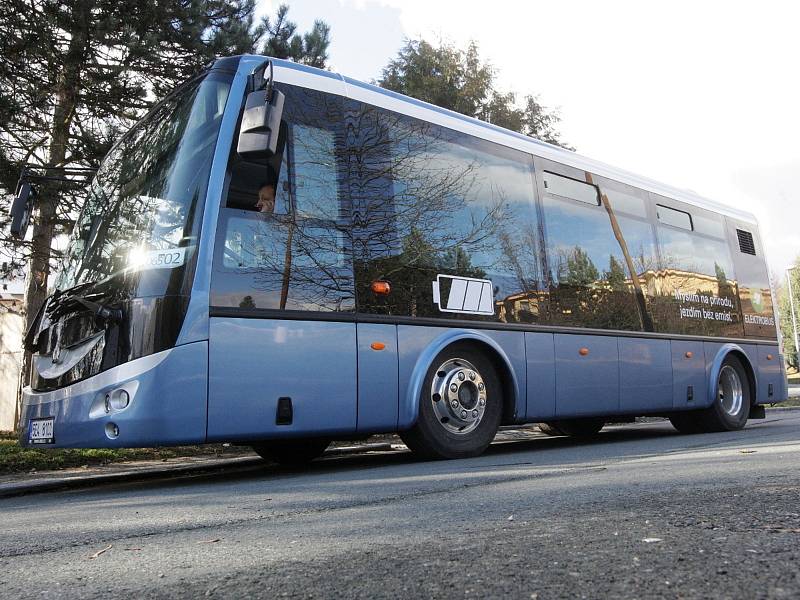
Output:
[430,358,487,435]
[719,365,744,417]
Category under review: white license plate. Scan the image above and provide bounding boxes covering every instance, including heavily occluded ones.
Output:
[29,418,55,444]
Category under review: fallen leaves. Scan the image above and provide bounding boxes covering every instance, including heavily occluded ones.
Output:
[761,525,800,534]
[88,544,112,559]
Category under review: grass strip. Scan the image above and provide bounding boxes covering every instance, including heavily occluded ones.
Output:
[0,437,251,476]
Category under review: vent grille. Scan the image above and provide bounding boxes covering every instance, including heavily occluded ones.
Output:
[736,229,756,255]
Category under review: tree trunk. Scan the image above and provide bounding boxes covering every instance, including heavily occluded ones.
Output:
[15,2,90,430]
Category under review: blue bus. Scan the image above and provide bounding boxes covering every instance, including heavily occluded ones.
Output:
[15,56,788,462]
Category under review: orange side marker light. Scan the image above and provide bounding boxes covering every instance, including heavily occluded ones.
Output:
[371,280,391,296]
[685,351,693,359]
[767,354,774,360]
[370,342,386,351]
[579,347,589,356]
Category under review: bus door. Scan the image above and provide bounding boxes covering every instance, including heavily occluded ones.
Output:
[207,315,357,441]
[206,83,359,441]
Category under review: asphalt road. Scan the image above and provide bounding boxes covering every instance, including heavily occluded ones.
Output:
[3,411,800,599]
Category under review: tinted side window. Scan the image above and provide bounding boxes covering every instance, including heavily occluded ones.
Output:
[650,218,742,338]
[543,172,599,205]
[351,103,542,323]
[211,84,355,312]
[538,165,657,331]
[540,195,644,330]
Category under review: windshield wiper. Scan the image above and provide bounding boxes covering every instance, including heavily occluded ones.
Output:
[24,282,122,353]
[46,282,123,323]
[69,295,123,322]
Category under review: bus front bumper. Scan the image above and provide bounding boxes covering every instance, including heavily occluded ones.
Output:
[18,341,208,449]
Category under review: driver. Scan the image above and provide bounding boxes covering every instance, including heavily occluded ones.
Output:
[255,182,276,213]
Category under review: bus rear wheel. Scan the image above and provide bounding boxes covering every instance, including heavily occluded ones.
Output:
[538,418,605,437]
[669,355,751,434]
[251,438,331,466]
[400,345,502,460]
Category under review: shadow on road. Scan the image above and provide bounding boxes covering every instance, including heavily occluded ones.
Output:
[58,412,800,501]
[82,420,705,497]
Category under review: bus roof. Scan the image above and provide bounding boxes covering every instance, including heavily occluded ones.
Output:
[240,55,758,226]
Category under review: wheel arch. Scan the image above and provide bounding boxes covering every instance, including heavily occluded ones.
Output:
[400,330,521,430]
[707,343,757,407]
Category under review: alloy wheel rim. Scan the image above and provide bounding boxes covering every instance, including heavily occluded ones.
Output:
[430,358,487,435]
[718,365,744,417]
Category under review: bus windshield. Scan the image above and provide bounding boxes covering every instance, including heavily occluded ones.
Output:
[55,70,232,294]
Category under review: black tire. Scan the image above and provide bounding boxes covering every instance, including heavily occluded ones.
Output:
[252,438,330,466]
[400,344,503,460]
[538,418,605,437]
[669,355,751,434]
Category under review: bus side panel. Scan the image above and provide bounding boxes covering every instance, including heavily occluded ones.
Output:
[756,344,786,404]
[396,326,526,430]
[554,334,619,417]
[524,332,556,420]
[619,338,672,412]
[670,340,707,410]
[356,323,399,433]
[207,318,358,441]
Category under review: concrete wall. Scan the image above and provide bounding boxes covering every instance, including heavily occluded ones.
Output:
[0,303,23,431]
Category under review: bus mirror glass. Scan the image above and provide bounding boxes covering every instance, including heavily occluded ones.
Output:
[10,180,35,239]
[237,88,285,159]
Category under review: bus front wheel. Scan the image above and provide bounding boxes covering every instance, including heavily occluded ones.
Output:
[252,438,331,466]
[401,345,503,460]
[669,355,751,434]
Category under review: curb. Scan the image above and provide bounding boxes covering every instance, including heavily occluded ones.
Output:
[0,442,394,499]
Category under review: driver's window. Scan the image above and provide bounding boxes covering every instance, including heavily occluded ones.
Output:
[224,128,291,215]
[211,83,354,313]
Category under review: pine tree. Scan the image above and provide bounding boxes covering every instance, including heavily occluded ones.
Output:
[606,255,627,291]
[378,38,571,149]
[560,247,599,287]
[0,1,332,421]
[0,0,264,403]
[258,4,331,68]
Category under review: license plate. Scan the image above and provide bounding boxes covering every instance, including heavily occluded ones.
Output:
[29,418,55,444]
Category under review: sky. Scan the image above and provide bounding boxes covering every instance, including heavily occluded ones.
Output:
[257,0,800,280]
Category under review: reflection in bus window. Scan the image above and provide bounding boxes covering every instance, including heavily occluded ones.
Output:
[292,124,341,220]
[692,212,726,238]
[543,171,599,205]
[658,227,734,277]
[652,226,742,337]
[604,188,648,218]
[541,195,651,331]
[351,103,542,322]
[656,204,693,230]
[212,84,354,313]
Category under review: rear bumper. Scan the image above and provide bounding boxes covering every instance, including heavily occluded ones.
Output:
[18,341,208,448]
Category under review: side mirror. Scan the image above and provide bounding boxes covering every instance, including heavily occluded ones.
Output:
[10,179,35,239]
[237,87,285,159]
